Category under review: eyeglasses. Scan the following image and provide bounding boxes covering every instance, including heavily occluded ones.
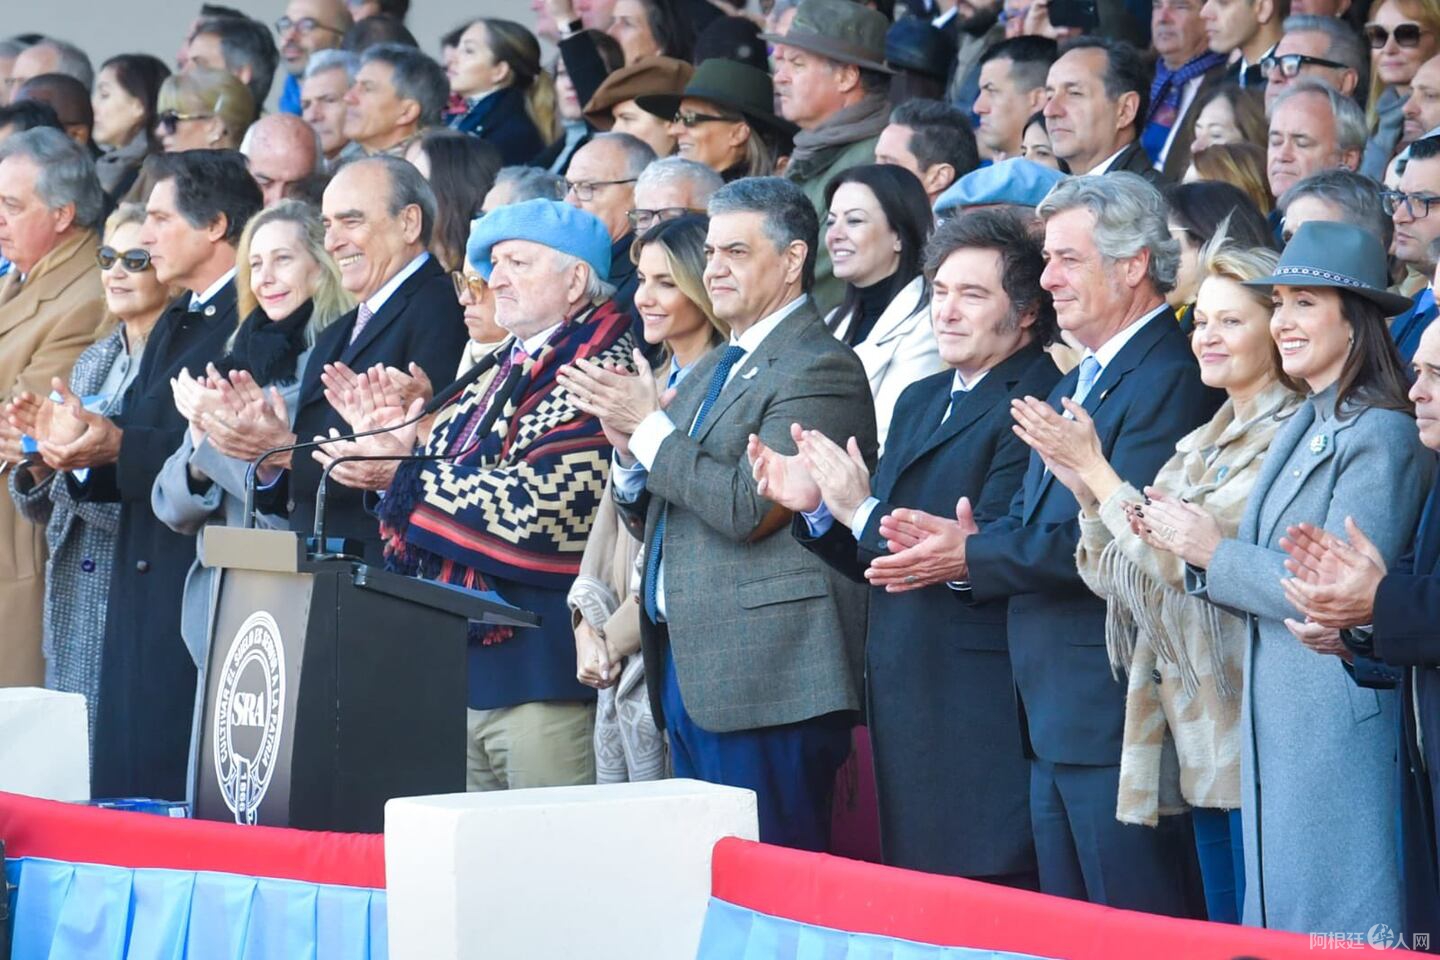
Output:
[1365,21,1431,48]
[275,16,344,35]
[627,207,702,231]
[96,246,152,272]
[673,109,738,127]
[157,110,214,134]
[451,270,487,302]
[1381,189,1440,218]
[1259,52,1349,79]
[564,178,636,201]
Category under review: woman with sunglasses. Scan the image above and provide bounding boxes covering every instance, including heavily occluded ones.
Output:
[153,65,255,153]
[151,201,350,765]
[1363,0,1440,178]
[822,164,942,452]
[567,214,728,783]
[5,204,167,747]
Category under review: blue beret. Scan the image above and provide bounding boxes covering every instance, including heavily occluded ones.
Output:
[933,158,1067,216]
[465,199,613,282]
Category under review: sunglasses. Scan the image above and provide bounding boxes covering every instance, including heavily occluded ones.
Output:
[451,270,487,302]
[96,246,152,272]
[1259,52,1349,79]
[157,110,214,134]
[673,109,738,127]
[1365,21,1431,48]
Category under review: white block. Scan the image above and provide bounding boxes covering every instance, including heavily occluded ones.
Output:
[385,779,758,960]
[0,688,88,801]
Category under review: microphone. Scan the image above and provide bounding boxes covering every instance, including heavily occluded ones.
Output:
[310,362,526,559]
[240,345,508,529]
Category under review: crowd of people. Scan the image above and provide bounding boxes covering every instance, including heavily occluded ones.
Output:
[2,0,1440,945]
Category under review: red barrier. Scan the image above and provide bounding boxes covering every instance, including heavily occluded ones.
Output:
[711,837,1427,959]
[0,792,385,888]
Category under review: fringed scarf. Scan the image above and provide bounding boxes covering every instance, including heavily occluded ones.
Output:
[377,301,635,644]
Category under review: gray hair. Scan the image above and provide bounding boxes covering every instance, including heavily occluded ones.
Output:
[305,48,360,82]
[1271,77,1367,154]
[494,165,567,202]
[360,44,450,129]
[0,127,104,229]
[348,155,438,247]
[636,157,724,206]
[1036,172,1178,295]
[1277,167,1392,247]
[195,16,280,108]
[589,132,657,179]
[29,38,93,91]
[1281,15,1369,93]
[708,176,819,290]
[554,250,618,304]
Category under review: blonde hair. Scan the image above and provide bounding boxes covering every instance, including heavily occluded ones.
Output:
[631,216,728,356]
[483,19,560,143]
[1195,223,1300,391]
[233,200,353,346]
[1191,142,1274,213]
[1367,0,1440,129]
[157,66,256,149]
[104,202,147,236]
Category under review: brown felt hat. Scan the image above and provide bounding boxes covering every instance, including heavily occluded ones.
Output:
[583,57,695,130]
[760,0,894,74]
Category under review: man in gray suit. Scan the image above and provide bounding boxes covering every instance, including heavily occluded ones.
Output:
[562,177,877,851]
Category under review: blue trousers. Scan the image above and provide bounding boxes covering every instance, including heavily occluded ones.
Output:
[1029,759,1202,917]
[661,652,852,852]
[1192,808,1244,923]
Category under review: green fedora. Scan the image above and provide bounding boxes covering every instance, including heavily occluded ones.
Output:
[760,0,894,74]
[1244,220,1414,316]
[636,57,798,140]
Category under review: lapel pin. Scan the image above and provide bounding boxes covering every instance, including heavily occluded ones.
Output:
[203,304,216,317]
[1309,433,1328,455]
[742,368,759,380]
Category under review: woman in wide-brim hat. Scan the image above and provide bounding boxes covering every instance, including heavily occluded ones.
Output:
[636,57,798,181]
[1136,218,1432,933]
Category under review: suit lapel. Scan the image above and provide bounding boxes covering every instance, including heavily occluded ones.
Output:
[691,301,817,444]
[341,256,434,363]
[904,342,1042,471]
[0,230,94,339]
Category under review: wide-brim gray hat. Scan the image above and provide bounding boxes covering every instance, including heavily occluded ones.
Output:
[1243,219,1414,317]
[760,0,894,74]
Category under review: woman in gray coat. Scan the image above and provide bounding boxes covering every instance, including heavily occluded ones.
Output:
[5,205,167,744]
[151,202,348,791]
[1138,221,1433,934]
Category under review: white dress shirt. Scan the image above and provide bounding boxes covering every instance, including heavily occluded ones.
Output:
[189,267,237,311]
[361,251,430,319]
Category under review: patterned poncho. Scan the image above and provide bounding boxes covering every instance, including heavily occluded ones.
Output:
[378,302,635,639]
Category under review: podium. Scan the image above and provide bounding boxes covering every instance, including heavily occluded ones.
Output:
[193,527,538,832]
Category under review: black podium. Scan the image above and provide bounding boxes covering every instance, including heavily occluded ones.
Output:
[192,527,538,833]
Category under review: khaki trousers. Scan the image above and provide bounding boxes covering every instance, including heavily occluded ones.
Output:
[466,700,596,791]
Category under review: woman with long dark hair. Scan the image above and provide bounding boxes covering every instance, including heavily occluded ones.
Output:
[447,18,558,164]
[823,163,942,450]
[1165,180,1275,330]
[91,54,169,202]
[405,129,503,271]
[607,0,697,64]
[1136,220,1431,933]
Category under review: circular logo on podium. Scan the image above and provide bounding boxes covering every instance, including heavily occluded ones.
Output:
[213,611,287,825]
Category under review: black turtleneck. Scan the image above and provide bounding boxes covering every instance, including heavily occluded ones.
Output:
[848,275,898,346]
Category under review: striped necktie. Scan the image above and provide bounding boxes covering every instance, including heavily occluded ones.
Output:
[642,344,747,623]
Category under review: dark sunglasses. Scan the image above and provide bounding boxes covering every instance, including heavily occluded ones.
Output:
[1365,21,1430,48]
[451,270,486,301]
[157,110,214,134]
[673,109,740,127]
[96,246,152,272]
[1259,52,1349,79]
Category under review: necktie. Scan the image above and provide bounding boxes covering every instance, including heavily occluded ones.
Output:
[349,302,375,345]
[643,344,747,623]
[453,344,529,453]
[1071,355,1102,407]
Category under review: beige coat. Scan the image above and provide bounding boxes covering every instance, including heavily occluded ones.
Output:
[0,228,106,686]
[1075,382,1300,825]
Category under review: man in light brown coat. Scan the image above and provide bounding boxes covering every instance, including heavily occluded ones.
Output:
[0,128,107,685]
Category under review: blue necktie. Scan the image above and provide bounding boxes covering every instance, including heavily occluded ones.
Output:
[642,344,747,623]
[1072,355,1101,406]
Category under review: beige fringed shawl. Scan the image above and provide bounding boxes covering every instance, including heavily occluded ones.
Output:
[1075,381,1300,825]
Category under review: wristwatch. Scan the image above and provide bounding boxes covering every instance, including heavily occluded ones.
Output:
[1341,626,1375,658]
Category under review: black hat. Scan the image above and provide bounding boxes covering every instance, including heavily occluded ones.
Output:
[885,16,956,80]
[1244,220,1414,316]
[694,16,769,72]
[636,57,799,140]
